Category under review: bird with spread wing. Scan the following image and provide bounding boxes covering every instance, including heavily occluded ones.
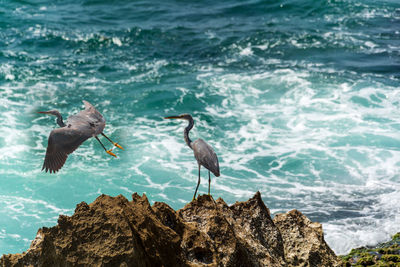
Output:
[38,100,123,173]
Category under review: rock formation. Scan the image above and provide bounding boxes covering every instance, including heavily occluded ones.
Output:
[274,210,340,266]
[0,192,341,267]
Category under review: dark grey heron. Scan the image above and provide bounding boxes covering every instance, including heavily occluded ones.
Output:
[38,100,123,173]
[164,114,220,200]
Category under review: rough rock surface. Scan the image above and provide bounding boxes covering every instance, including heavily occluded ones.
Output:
[1,192,341,267]
[273,209,340,267]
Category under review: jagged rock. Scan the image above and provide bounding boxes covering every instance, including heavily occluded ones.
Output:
[0,192,341,267]
[273,209,341,267]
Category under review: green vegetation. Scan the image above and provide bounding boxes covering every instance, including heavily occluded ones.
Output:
[340,233,400,266]
[381,255,400,263]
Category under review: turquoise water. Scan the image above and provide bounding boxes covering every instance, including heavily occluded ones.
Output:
[1,0,399,255]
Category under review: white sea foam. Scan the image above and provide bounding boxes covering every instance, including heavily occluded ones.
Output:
[112,37,123,47]
[239,46,253,56]
[0,195,71,222]
[325,188,400,254]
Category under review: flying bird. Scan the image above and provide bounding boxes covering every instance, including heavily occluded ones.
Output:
[164,114,220,200]
[38,100,123,173]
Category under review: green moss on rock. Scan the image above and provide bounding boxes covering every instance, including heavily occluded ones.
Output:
[381,254,400,263]
[392,233,400,241]
[340,233,400,266]
[357,255,375,266]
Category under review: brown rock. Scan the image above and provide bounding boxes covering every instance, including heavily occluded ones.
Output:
[273,209,342,267]
[1,192,341,267]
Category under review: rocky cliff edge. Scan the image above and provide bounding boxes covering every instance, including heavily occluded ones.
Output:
[0,192,341,267]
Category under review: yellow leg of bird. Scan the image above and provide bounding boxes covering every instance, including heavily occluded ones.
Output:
[102,133,124,150]
[106,149,117,158]
[113,142,124,150]
[96,136,117,158]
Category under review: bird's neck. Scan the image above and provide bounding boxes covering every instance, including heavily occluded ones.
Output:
[56,114,66,127]
[184,117,194,149]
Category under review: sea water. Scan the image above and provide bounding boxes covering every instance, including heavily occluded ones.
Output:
[0,0,399,255]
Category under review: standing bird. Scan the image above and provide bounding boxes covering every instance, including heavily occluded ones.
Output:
[164,114,220,200]
[38,100,123,173]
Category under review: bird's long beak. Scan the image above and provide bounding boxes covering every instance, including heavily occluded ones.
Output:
[37,111,51,114]
[164,115,182,120]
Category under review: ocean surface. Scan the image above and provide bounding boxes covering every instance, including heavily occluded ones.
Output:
[1,0,399,255]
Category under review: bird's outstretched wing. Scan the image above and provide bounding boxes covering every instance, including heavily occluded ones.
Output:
[42,127,91,173]
[192,139,220,177]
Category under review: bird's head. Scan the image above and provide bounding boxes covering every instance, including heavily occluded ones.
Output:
[37,110,61,117]
[164,114,193,121]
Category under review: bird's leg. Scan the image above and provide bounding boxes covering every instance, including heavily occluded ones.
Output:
[101,133,124,150]
[95,136,117,158]
[193,165,201,201]
[208,171,211,196]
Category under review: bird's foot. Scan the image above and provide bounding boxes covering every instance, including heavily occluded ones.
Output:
[114,142,124,150]
[106,149,117,158]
